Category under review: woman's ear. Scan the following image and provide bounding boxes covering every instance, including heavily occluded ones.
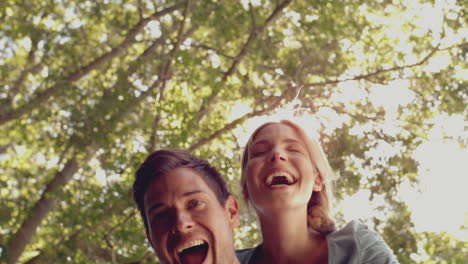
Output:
[313,170,323,191]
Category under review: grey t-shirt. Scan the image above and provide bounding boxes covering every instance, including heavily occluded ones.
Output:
[236,220,398,263]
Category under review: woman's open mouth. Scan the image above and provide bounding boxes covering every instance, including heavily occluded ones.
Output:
[265,171,297,187]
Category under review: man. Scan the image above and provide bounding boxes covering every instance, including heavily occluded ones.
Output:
[133,149,240,264]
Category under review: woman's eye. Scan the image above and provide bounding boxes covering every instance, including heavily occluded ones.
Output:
[288,144,305,153]
[252,148,267,157]
[251,145,269,156]
[251,150,265,156]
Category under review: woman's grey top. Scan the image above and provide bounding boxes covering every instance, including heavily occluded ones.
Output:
[236,220,399,263]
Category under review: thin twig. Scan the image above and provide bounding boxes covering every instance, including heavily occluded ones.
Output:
[302,42,467,89]
[190,43,235,59]
[248,2,257,28]
[189,95,284,151]
[149,1,194,150]
[194,0,293,122]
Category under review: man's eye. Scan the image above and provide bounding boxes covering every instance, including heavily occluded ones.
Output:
[187,200,204,209]
[150,211,170,224]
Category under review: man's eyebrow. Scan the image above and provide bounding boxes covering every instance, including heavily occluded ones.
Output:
[147,190,204,214]
[147,203,164,215]
[183,190,204,197]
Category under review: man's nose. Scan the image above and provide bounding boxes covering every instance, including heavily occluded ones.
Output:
[174,211,194,233]
[270,150,287,162]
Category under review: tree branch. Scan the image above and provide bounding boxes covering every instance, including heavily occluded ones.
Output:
[159,0,192,84]
[9,39,40,98]
[149,1,194,151]
[68,4,182,83]
[129,250,152,264]
[0,143,11,154]
[127,38,166,77]
[137,0,144,19]
[189,96,284,151]
[194,0,292,122]
[3,6,193,260]
[222,0,292,81]
[189,43,235,60]
[0,3,182,126]
[6,31,172,262]
[248,2,257,28]
[105,212,134,239]
[23,229,82,264]
[302,42,466,89]
[5,148,95,264]
[76,225,126,264]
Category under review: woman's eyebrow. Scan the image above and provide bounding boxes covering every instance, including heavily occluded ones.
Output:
[252,140,269,146]
[283,138,301,144]
[253,138,300,145]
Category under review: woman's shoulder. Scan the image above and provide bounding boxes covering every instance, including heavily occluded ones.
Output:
[327,220,399,263]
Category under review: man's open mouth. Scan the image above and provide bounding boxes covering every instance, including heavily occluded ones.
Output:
[177,240,208,264]
[265,171,297,187]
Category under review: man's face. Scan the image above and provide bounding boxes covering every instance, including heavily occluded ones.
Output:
[143,167,239,264]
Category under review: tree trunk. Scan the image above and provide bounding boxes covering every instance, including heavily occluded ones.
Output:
[6,155,82,264]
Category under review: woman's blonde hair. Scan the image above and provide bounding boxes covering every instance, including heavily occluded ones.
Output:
[240,119,338,234]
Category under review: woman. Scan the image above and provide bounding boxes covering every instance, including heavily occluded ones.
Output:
[236,119,398,263]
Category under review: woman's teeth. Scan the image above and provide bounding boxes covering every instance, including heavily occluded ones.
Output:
[265,171,295,186]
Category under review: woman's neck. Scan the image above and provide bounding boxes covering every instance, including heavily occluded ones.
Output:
[256,208,328,264]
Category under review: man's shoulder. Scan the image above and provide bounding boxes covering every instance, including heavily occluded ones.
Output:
[235,246,258,264]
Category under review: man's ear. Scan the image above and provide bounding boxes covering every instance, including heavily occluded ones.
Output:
[225,195,240,228]
[145,228,154,248]
[242,183,249,200]
[313,170,323,192]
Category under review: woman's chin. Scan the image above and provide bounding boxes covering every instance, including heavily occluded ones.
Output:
[252,197,310,213]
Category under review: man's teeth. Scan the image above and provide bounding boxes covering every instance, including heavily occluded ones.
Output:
[265,171,295,186]
[177,240,205,253]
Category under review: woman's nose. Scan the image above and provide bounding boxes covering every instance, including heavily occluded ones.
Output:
[270,150,287,162]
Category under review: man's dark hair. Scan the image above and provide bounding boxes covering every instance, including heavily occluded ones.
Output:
[133,149,231,231]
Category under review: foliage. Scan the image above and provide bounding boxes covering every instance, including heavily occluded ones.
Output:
[0,0,466,263]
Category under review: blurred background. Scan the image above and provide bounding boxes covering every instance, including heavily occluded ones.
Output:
[0,0,466,263]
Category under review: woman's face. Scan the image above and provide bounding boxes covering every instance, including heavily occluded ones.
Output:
[244,123,322,213]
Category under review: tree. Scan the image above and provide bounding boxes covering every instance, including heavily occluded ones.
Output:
[1,0,466,263]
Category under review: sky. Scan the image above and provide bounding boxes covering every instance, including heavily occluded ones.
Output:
[335,0,468,242]
[339,113,467,241]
